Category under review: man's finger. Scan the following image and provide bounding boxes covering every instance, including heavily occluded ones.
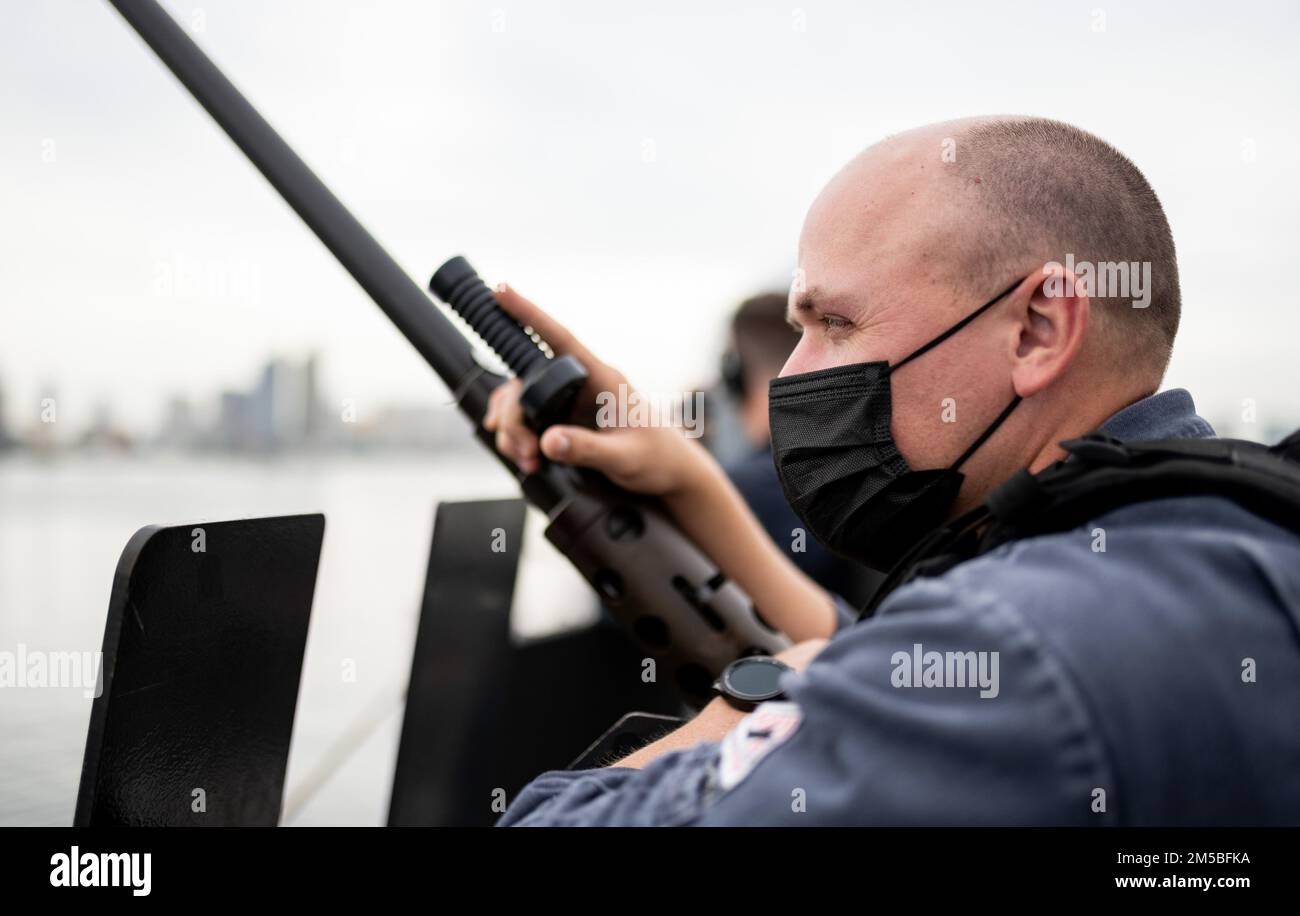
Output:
[484,378,522,431]
[496,397,537,461]
[494,283,600,367]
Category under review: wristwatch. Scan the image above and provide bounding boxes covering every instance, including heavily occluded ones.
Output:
[712,655,793,711]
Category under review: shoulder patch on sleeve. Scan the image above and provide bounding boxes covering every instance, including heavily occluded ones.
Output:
[717,701,803,792]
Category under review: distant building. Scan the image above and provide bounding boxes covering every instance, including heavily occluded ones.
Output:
[303,352,321,442]
[78,402,133,451]
[358,403,474,451]
[210,356,322,452]
[0,375,13,449]
[217,390,255,451]
[156,396,200,450]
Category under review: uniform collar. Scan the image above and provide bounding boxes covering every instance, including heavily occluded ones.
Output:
[1099,388,1217,441]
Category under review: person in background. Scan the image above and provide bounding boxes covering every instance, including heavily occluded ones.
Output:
[718,293,878,607]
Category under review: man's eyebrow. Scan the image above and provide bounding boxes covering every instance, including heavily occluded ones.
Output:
[787,286,861,329]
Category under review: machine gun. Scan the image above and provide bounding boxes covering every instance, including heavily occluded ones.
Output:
[106,0,789,707]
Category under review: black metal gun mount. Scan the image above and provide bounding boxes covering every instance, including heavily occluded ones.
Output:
[107,0,789,705]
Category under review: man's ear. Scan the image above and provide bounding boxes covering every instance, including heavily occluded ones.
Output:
[1008,264,1090,398]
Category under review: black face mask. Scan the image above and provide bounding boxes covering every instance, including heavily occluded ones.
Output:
[768,279,1023,571]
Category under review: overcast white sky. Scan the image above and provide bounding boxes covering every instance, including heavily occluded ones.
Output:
[2,0,1297,437]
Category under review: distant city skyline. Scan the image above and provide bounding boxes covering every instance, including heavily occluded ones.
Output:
[0,352,478,454]
[0,350,1294,458]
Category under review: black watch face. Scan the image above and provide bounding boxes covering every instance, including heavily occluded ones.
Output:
[723,656,788,702]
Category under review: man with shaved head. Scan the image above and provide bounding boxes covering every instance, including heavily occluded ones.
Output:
[488,117,1300,826]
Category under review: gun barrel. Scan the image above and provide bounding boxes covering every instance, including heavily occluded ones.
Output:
[107,0,479,398]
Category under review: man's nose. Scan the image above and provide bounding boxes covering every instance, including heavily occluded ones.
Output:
[779,337,832,378]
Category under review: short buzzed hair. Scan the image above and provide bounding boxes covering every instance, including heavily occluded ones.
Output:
[950,118,1181,378]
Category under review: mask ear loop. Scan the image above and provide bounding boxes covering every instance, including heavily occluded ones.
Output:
[880,275,1027,472]
[948,395,1022,471]
[889,277,1023,375]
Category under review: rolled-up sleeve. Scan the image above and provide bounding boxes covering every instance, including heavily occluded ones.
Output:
[831,591,860,633]
[498,742,722,826]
